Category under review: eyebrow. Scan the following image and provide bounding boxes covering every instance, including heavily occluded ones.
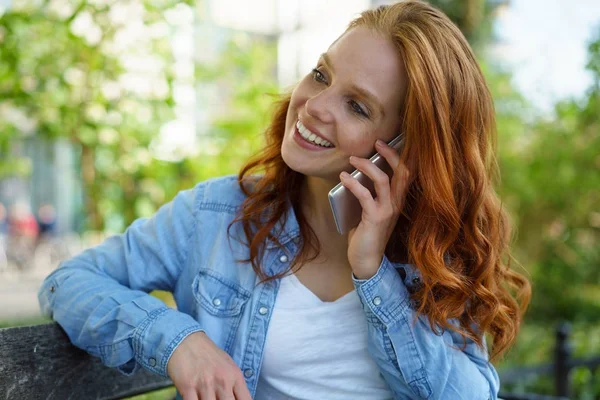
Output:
[320,52,386,118]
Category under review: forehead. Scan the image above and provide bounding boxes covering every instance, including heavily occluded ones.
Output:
[326,26,406,112]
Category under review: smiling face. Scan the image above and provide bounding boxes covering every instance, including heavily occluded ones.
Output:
[281,26,408,183]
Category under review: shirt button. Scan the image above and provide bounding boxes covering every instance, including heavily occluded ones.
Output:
[279,255,288,263]
[412,277,421,284]
[213,298,221,307]
[49,286,55,293]
[373,296,382,306]
[148,357,157,367]
[259,307,268,315]
[244,369,254,378]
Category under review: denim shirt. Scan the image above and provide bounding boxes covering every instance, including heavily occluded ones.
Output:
[38,175,499,400]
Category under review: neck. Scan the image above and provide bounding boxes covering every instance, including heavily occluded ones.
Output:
[299,175,349,262]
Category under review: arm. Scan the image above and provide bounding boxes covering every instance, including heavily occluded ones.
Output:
[352,256,499,400]
[37,185,205,377]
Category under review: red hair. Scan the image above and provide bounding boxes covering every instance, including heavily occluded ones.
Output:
[228,0,530,362]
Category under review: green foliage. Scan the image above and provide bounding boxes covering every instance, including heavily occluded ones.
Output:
[497,34,600,326]
[0,0,276,233]
[497,323,600,397]
[427,0,505,50]
[0,316,51,328]
[489,31,600,398]
[0,0,188,230]
[123,387,176,400]
[185,33,278,183]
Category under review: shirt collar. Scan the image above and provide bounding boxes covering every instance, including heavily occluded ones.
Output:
[265,196,300,249]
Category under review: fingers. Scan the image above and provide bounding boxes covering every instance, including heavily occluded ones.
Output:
[343,139,410,216]
[348,155,390,207]
[170,332,251,400]
[340,169,378,215]
[376,139,409,189]
[198,386,217,400]
[375,138,401,170]
[214,376,243,400]
[206,373,239,400]
[181,381,244,400]
[180,389,199,400]
[204,378,249,400]
[233,378,253,400]
[215,390,236,400]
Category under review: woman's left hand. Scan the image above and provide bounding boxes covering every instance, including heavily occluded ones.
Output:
[340,139,410,280]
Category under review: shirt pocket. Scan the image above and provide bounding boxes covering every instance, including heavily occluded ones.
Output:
[191,268,251,354]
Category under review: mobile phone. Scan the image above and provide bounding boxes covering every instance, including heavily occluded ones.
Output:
[328,134,405,235]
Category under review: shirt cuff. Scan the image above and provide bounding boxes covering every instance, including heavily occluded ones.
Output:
[351,255,411,327]
[132,307,204,377]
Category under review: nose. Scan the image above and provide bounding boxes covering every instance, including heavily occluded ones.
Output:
[305,90,334,124]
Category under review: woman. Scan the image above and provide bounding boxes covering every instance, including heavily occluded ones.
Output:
[38,1,531,399]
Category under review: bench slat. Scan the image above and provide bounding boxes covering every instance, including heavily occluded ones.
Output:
[0,323,173,399]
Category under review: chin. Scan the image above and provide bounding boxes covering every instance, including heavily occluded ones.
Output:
[281,148,311,177]
[284,158,342,185]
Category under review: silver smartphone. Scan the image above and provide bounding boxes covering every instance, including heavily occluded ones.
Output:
[328,134,405,235]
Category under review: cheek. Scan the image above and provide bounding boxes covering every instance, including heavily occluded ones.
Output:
[287,92,299,116]
[286,87,307,125]
[339,131,375,158]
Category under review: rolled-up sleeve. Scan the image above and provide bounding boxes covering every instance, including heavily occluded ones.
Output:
[38,185,205,377]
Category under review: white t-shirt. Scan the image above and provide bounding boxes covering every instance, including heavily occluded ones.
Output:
[254,272,394,400]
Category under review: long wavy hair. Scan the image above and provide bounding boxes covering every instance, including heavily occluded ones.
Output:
[228,0,530,362]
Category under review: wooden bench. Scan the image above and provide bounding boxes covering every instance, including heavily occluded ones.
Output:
[0,322,573,400]
[0,323,172,399]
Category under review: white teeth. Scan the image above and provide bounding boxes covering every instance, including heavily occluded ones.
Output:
[296,120,333,147]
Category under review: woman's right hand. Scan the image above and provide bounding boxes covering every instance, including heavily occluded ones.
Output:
[167,331,252,400]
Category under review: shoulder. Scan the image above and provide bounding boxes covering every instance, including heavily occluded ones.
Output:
[192,174,258,214]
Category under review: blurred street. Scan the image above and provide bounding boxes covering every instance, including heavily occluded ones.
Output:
[0,233,88,320]
[0,263,55,319]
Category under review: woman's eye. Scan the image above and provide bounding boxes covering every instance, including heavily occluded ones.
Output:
[310,69,368,118]
[349,100,368,117]
[312,68,327,84]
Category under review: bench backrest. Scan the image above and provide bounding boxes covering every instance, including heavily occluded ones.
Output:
[0,322,577,400]
[0,323,172,399]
